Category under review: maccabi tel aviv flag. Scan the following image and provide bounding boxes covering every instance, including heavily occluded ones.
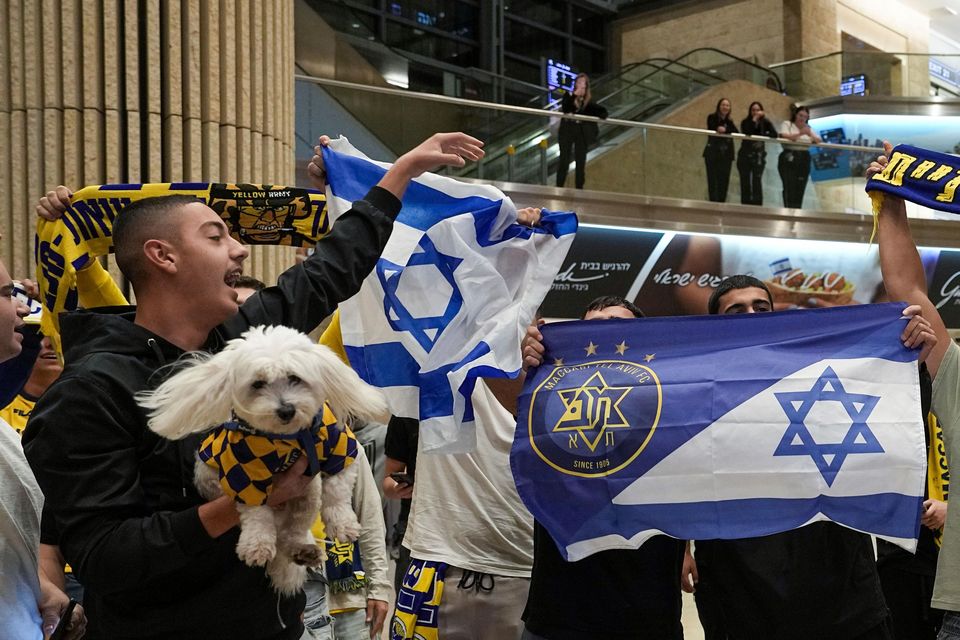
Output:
[323,137,578,453]
[511,303,926,561]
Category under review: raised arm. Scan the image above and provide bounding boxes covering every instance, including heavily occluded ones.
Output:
[228,133,485,337]
[869,141,951,377]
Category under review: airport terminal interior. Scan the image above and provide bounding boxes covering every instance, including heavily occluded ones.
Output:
[4,1,960,639]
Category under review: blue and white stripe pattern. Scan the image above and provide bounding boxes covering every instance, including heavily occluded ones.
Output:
[511,303,926,560]
[324,137,577,452]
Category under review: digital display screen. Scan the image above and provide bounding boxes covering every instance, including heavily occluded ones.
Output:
[545,58,576,92]
[840,74,867,96]
[930,58,960,87]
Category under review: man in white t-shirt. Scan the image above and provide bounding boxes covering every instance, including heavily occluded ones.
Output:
[777,104,822,208]
[390,380,534,639]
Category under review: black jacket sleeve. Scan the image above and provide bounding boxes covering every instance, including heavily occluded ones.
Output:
[223,186,401,338]
[707,113,719,131]
[585,101,608,120]
[762,118,779,139]
[24,375,220,595]
[726,118,739,135]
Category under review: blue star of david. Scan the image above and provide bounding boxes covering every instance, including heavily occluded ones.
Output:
[773,366,884,487]
[377,234,463,353]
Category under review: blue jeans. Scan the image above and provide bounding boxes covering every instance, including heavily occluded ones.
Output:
[940,612,960,640]
[301,568,334,640]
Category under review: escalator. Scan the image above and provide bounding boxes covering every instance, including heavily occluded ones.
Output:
[452,49,783,185]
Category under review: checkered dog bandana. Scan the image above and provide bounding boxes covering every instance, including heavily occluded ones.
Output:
[199,404,358,506]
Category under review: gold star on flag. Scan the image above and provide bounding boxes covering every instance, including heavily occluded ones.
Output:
[644,353,656,362]
[553,358,565,366]
[615,340,629,355]
[584,341,598,356]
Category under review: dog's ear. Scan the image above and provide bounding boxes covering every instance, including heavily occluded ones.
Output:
[303,344,389,423]
[136,350,238,439]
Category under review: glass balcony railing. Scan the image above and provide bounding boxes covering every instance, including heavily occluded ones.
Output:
[295,75,941,219]
[770,51,960,101]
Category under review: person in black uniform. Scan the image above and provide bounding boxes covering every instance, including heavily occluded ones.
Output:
[703,98,738,203]
[736,101,778,206]
[555,73,608,190]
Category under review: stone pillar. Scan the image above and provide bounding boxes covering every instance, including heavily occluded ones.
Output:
[782,0,841,102]
[0,0,296,285]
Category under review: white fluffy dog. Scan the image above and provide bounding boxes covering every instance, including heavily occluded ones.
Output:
[137,325,388,594]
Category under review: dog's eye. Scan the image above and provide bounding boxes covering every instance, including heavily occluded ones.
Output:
[251,380,267,390]
[287,374,303,386]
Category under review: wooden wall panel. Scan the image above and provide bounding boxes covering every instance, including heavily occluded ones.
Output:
[182,0,202,180]
[219,0,237,180]
[41,0,63,194]
[200,0,220,181]
[0,0,295,281]
[8,0,28,272]
[235,0,251,182]
[123,0,140,183]
[0,1,10,262]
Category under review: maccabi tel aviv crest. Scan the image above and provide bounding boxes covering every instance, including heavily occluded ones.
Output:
[528,342,662,478]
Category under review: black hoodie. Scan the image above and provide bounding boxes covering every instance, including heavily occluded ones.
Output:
[22,187,400,640]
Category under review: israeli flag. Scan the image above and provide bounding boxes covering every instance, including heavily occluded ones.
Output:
[324,138,577,453]
[511,303,926,561]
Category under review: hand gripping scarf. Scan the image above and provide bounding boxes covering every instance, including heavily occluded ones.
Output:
[35,182,328,354]
[865,143,960,237]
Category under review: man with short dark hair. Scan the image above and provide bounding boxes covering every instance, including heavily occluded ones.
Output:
[23,132,484,639]
[706,275,773,315]
[233,275,267,306]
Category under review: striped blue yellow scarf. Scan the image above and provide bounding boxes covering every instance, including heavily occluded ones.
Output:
[35,182,328,354]
[866,143,960,237]
[391,559,447,640]
[198,404,356,506]
[324,539,369,595]
[927,413,950,547]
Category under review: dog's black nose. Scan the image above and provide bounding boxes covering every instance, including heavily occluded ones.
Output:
[276,403,296,422]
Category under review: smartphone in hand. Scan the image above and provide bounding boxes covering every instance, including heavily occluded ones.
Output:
[49,599,78,640]
[390,472,414,487]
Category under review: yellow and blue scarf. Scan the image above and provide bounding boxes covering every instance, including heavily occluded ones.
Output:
[391,559,447,640]
[198,404,356,506]
[865,143,960,236]
[927,412,950,547]
[35,182,328,354]
[324,538,369,595]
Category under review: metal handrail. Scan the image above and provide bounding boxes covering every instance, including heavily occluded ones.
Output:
[294,73,882,153]
[674,47,784,92]
[771,50,960,69]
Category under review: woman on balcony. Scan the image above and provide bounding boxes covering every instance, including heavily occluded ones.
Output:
[736,101,778,206]
[555,73,608,190]
[703,98,738,202]
[778,104,821,209]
